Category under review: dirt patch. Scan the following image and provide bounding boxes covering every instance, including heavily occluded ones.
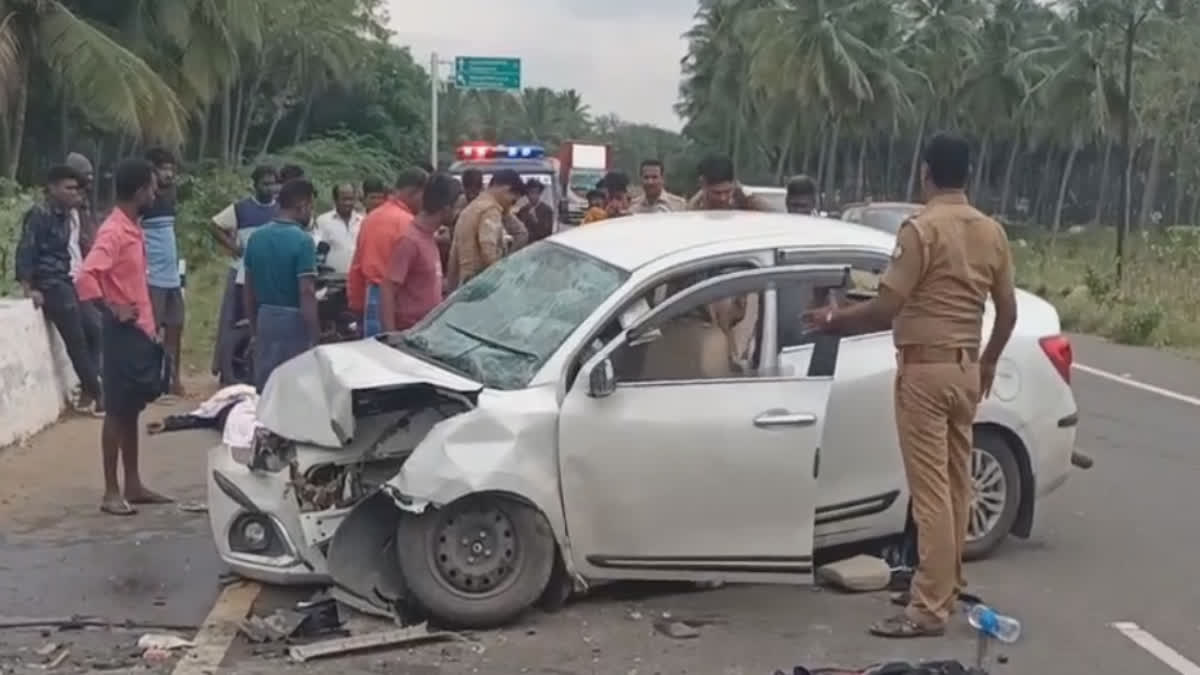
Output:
[0,377,219,536]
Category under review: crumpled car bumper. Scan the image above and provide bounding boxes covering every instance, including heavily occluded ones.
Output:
[206,443,332,585]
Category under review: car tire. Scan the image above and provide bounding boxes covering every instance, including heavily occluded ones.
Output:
[396,495,556,629]
[963,430,1022,561]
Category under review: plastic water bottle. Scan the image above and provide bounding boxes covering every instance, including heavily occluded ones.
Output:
[968,604,1022,643]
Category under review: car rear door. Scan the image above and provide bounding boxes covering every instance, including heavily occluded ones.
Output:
[557,266,846,585]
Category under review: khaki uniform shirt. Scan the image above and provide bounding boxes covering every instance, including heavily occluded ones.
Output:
[447,192,507,288]
[631,191,687,214]
[682,188,773,365]
[880,191,1014,350]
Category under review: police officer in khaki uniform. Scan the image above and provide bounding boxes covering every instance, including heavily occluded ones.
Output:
[807,132,1018,638]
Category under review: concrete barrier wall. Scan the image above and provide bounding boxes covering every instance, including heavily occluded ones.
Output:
[0,298,79,447]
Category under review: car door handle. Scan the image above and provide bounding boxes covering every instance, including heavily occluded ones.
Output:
[753,410,818,428]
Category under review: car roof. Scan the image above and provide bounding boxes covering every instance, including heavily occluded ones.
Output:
[847,201,920,210]
[742,185,786,194]
[447,159,557,173]
[552,211,895,270]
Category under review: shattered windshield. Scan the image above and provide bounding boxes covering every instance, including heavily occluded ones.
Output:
[398,242,628,390]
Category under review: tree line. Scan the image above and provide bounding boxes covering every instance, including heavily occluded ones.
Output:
[19,0,1190,235]
[677,0,1200,233]
[3,0,699,195]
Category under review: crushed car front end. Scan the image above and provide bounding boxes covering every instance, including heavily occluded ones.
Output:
[206,338,482,586]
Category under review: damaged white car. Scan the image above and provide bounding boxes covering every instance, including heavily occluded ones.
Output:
[207,211,1081,628]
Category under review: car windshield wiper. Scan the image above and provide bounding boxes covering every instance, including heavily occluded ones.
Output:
[445,322,538,360]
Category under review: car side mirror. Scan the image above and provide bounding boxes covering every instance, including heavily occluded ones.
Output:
[588,358,616,398]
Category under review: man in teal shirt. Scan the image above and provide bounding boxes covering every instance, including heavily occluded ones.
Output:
[243,178,320,392]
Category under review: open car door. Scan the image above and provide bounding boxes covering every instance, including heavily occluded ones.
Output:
[558,265,846,585]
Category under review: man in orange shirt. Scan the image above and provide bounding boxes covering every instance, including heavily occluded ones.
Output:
[347,167,427,337]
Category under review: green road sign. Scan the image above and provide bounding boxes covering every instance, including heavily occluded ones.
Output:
[454,56,521,91]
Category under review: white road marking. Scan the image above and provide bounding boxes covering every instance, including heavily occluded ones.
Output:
[1074,363,1200,407]
[171,581,261,675]
[1112,622,1200,675]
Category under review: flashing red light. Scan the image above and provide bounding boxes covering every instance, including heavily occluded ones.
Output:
[456,143,545,161]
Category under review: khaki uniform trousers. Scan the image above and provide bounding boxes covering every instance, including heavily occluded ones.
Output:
[894,348,980,626]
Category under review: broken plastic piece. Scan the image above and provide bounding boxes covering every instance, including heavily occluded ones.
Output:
[136,634,195,651]
[287,624,458,662]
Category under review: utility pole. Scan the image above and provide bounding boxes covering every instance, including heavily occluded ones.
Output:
[430,51,439,170]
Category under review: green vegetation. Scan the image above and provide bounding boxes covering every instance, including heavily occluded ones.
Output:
[1015,228,1200,349]
[678,0,1195,234]
[4,0,1200,370]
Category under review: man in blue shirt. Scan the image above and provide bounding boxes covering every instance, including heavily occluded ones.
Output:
[143,148,185,396]
[243,178,320,392]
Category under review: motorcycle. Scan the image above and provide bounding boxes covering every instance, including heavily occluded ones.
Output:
[229,241,359,384]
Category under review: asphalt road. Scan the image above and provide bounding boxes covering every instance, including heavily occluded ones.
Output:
[1,333,1197,675]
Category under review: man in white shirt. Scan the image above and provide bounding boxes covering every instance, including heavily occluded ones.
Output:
[313,183,364,274]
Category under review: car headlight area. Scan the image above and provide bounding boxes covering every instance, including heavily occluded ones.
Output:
[206,444,332,584]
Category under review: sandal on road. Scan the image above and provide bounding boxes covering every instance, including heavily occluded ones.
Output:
[100,498,137,516]
[868,614,945,639]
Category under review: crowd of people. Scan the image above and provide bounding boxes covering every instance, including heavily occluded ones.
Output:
[16,154,176,515]
[8,147,827,515]
[10,133,1013,646]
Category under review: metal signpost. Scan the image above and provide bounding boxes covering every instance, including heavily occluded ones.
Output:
[429,53,522,169]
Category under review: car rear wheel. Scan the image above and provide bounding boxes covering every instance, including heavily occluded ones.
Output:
[963,430,1022,560]
[396,496,556,629]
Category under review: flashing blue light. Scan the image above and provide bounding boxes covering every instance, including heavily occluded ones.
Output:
[500,144,545,159]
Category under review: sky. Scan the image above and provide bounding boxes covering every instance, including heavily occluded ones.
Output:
[390,0,698,131]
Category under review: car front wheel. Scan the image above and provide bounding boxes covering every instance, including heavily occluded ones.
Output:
[963,430,1022,560]
[396,496,556,629]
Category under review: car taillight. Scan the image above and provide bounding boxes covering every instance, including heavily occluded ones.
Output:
[1039,334,1073,385]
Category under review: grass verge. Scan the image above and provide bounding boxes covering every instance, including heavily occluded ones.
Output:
[181,260,226,376]
[1014,228,1200,349]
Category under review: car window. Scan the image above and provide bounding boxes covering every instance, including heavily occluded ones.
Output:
[570,262,760,387]
[778,264,885,348]
[397,242,628,390]
[614,285,764,383]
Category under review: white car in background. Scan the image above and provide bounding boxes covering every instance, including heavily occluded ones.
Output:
[741,185,788,212]
[207,212,1081,628]
[841,201,922,233]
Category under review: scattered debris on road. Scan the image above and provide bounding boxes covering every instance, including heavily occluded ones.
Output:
[137,633,194,666]
[35,643,59,657]
[177,501,208,514]
[0,615,196,632]
[287,623,459,662]
[653,620,700,639]
[816,554,892,592]
[239,592,346,644]
[136,633,195,651]
[240,609,309,643]
[45,647,69,669]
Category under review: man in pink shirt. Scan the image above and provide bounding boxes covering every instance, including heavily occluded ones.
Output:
[381,173,460,332]
[76,158,168,516]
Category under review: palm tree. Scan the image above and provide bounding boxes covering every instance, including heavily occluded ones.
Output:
[0,0,186,177]
[1026,5,1123,232]
[960,0,1053,207]
[898,0,982,198]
